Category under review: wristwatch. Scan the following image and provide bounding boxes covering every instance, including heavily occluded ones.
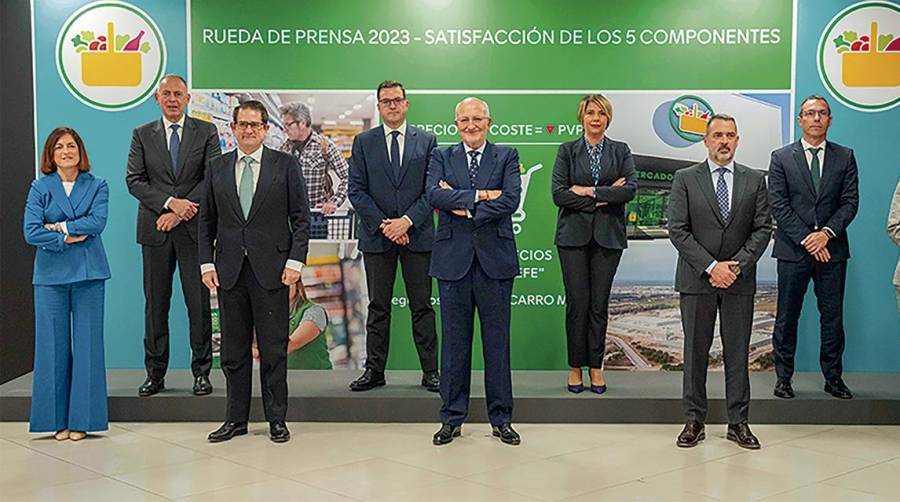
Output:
[729,263,742,276]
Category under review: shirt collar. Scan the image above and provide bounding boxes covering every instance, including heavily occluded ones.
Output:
[707,158,735,173]
[463,141,486,156]
[584,135,605,151]
[384,122,407,138]
[238,145,264,165]
[162,114,185,130]
[801,138,827,152]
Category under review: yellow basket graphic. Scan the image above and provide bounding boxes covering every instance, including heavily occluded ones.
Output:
[81,22,142,87]
[678,104,708,135]
[842,22,900,87]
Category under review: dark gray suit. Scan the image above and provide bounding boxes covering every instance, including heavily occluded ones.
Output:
[668,161,771,424]
[126,116,221,380]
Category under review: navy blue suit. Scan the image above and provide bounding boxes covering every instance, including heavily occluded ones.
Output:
[768,140,859,381]
[348,125,438,372]
[426,141,521,426]
[24,172,110,432]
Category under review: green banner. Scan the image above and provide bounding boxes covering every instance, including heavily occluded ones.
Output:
[190,0,793,90]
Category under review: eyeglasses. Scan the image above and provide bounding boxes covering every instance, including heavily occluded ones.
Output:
[800,110,830,118]
[378,97,406,107]
[234,121,266,130]
[457,116,488,126]
[283,120,300,128]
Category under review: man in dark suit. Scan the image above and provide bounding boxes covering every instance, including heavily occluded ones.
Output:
[427,98,522,446]
[347,80,439,392]
[126,75,222,397]
[769,95,859,400]
[668,114,772,450]
[199,100,309,443]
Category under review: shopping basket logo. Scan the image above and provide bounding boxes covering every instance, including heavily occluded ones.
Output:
[56,1,166,111]
[668,95,714,142]
[512,162,544,235]
[818,1,900,112]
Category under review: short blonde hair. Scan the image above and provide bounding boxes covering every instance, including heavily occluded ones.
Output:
[576,94,613,126]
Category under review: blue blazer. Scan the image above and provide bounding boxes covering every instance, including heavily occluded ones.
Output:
[426,142,521,281]
[24,172,111,286]
[768,140,859,262]
[348,125,438,253]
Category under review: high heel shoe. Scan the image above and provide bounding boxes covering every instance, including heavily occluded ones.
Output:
[589,384,607,394]
[567,383,585,393]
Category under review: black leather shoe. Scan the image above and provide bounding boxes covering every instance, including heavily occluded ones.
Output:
[269,421,290,443]
[774,378,795,399]
[207,421,248,443]
[491,423,521,445]
[824,377,853,399]
[432,424,461,446]
[138,377,164,397]
[676,421,705,448]
[727,423,761,450]
[349,368,386,392]
[193,375,213,396]
[421,371,440,392]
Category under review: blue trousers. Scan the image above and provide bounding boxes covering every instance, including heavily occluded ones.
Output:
[438,256,514,426]
[30,280,108,433]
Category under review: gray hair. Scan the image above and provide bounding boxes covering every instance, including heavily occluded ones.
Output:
[279,101,312,126]
[455,97,491,118]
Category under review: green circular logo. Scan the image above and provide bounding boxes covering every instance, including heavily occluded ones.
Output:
[817,1,900,112]
[56,1,166,111]
[668,95,714,142]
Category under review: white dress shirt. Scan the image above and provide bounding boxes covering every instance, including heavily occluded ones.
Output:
[162,115,186,210]
[799,138,835,238]
[705,158,735,274]
[201,146,303,276]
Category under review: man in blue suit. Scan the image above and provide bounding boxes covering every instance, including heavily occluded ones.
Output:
[347,80,440,392]
[427,97,522,446]
[769,95,859,400]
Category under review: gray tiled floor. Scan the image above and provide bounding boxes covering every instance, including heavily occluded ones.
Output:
[1,422,899,501]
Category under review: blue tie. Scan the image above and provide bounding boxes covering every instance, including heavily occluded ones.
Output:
[389,130,401,178]
[715,167,729,221]
[588,140,602,186]
[169,124,180,176]
[239,156,254,218]
[468,150,479,187]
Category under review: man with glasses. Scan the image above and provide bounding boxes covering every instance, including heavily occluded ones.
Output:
[199,100,310,443]
[427,98,522,446]
[347,80,440,392]
[279,101,349,215]
[126,74,221,398]
[769,95,859,400]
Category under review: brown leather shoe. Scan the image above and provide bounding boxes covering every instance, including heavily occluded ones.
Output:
[727,423,761,450]
[676,421,705,448]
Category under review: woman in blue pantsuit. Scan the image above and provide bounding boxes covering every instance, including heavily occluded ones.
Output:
[24,127,110,440]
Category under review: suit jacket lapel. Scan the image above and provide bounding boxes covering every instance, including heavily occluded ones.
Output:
[574,139,591,182]
[599,139,614,180]
[791,141,817,198]
[175,117,196,181]
[817,142,839,202]
[474,142,499,188]
[246,147,274,223]
[374,126,398,187]
[68,172,92,212]
[152,119,176,182]
[47,173,76,220]
[727,164,748,227]
[696,162,725,227]
[397,126,416,186]
[450,143,470,188]
[221,151,244,222]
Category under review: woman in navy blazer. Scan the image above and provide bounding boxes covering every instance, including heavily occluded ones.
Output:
[23,127,111,440]
[552,95,637,394]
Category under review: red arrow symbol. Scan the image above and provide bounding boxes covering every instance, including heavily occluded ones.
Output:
[545,125,555,134]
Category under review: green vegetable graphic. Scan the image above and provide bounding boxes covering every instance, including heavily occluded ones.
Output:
[140,41,151,54]
[877,33,894,51]
[80,30,95,42]
[842,30,858,43]
[115,34,130,51]
[833,34,849,49]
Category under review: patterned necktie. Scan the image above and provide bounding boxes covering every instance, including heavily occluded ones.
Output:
[239,156,254,218]
[169,124,180,176]
[468,150,479,187]
[808,147,822,193]
[390,130,401,178]
[589,140,602,186]
[715,167,730,221]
